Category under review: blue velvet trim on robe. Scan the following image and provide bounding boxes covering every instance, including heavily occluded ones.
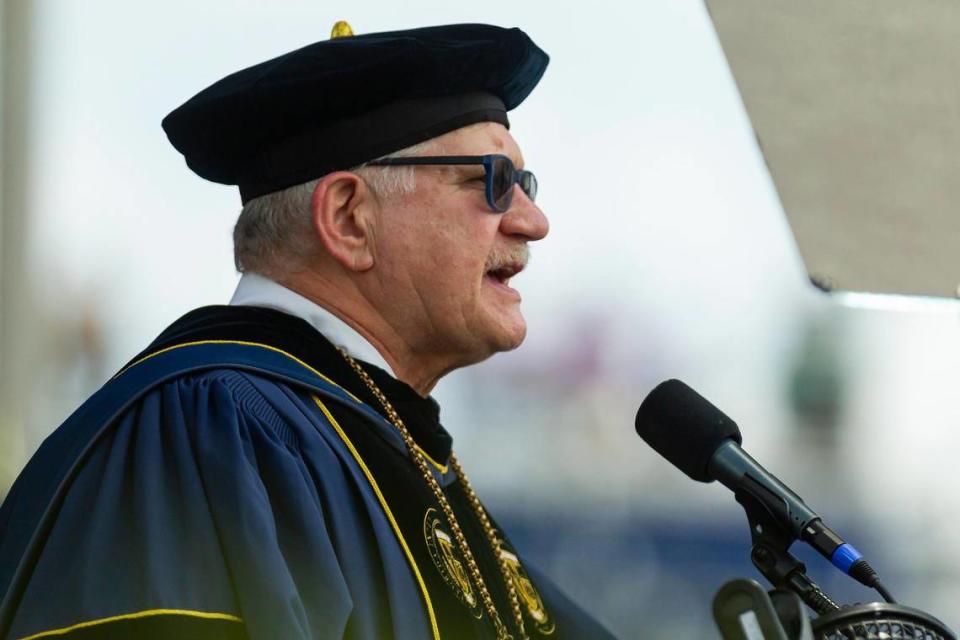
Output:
[0,342,435,639]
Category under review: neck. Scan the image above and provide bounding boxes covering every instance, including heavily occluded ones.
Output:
[276,271,451,396]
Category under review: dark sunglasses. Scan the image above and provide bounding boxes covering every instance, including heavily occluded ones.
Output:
[365,154,537,213]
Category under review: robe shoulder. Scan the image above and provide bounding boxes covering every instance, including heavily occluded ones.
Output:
[0,369,431,640]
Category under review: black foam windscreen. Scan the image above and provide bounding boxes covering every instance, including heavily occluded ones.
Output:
[635,379,743,482]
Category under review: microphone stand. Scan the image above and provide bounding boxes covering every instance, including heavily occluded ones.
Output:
[735,489,840,616]
[717,482,956,640]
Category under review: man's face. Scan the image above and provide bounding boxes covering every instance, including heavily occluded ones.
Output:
[370,122,549,372]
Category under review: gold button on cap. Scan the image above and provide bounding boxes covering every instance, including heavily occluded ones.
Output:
[331,21,355,39]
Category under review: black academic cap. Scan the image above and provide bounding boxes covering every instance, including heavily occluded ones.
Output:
[161,23,549,203]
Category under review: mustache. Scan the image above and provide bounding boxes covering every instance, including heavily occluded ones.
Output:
[484,243,530,272]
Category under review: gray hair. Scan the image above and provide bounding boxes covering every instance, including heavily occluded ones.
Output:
[233,139,432,274]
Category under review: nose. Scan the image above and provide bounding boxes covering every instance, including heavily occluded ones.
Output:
[499,185,549,241]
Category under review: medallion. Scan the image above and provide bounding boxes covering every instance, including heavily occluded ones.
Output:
[423,508,483,618]
[499,548,555,635]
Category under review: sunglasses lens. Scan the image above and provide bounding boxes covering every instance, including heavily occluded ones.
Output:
[520,171,537,203]
[491,156,515,211]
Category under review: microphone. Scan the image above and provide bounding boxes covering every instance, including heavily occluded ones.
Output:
[635,379,883,593]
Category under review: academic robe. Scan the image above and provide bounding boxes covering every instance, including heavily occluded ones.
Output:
[0,306,617,640]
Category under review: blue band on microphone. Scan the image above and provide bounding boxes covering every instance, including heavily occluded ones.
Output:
[831,543,863,574]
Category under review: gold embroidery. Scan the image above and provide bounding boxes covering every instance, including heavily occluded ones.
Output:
[314,397,441,640]
[17,609,242,640]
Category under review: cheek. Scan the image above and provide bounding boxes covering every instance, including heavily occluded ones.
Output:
[382,193,498,289]
[430,254,482,299]
[421,224,491,280]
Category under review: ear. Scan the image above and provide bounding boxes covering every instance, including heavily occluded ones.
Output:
[310,172,377,272]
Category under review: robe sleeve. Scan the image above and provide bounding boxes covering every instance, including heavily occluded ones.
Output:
[5,370,356,640]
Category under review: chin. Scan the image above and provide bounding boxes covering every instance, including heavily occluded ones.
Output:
[489,317,527,353]
[470,299,528,357]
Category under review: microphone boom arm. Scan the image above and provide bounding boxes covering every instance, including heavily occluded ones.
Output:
[735,481,841,616]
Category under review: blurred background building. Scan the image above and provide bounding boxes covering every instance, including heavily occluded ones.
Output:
[2,1,959,637]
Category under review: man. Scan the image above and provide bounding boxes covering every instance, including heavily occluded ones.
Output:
[0,23,616,640]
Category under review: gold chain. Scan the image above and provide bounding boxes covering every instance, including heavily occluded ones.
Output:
[337,348,528,640]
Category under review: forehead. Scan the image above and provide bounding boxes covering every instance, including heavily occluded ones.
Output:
[430,122,524,165]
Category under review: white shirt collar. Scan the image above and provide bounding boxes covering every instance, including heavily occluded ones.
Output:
[229,272,397,376]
